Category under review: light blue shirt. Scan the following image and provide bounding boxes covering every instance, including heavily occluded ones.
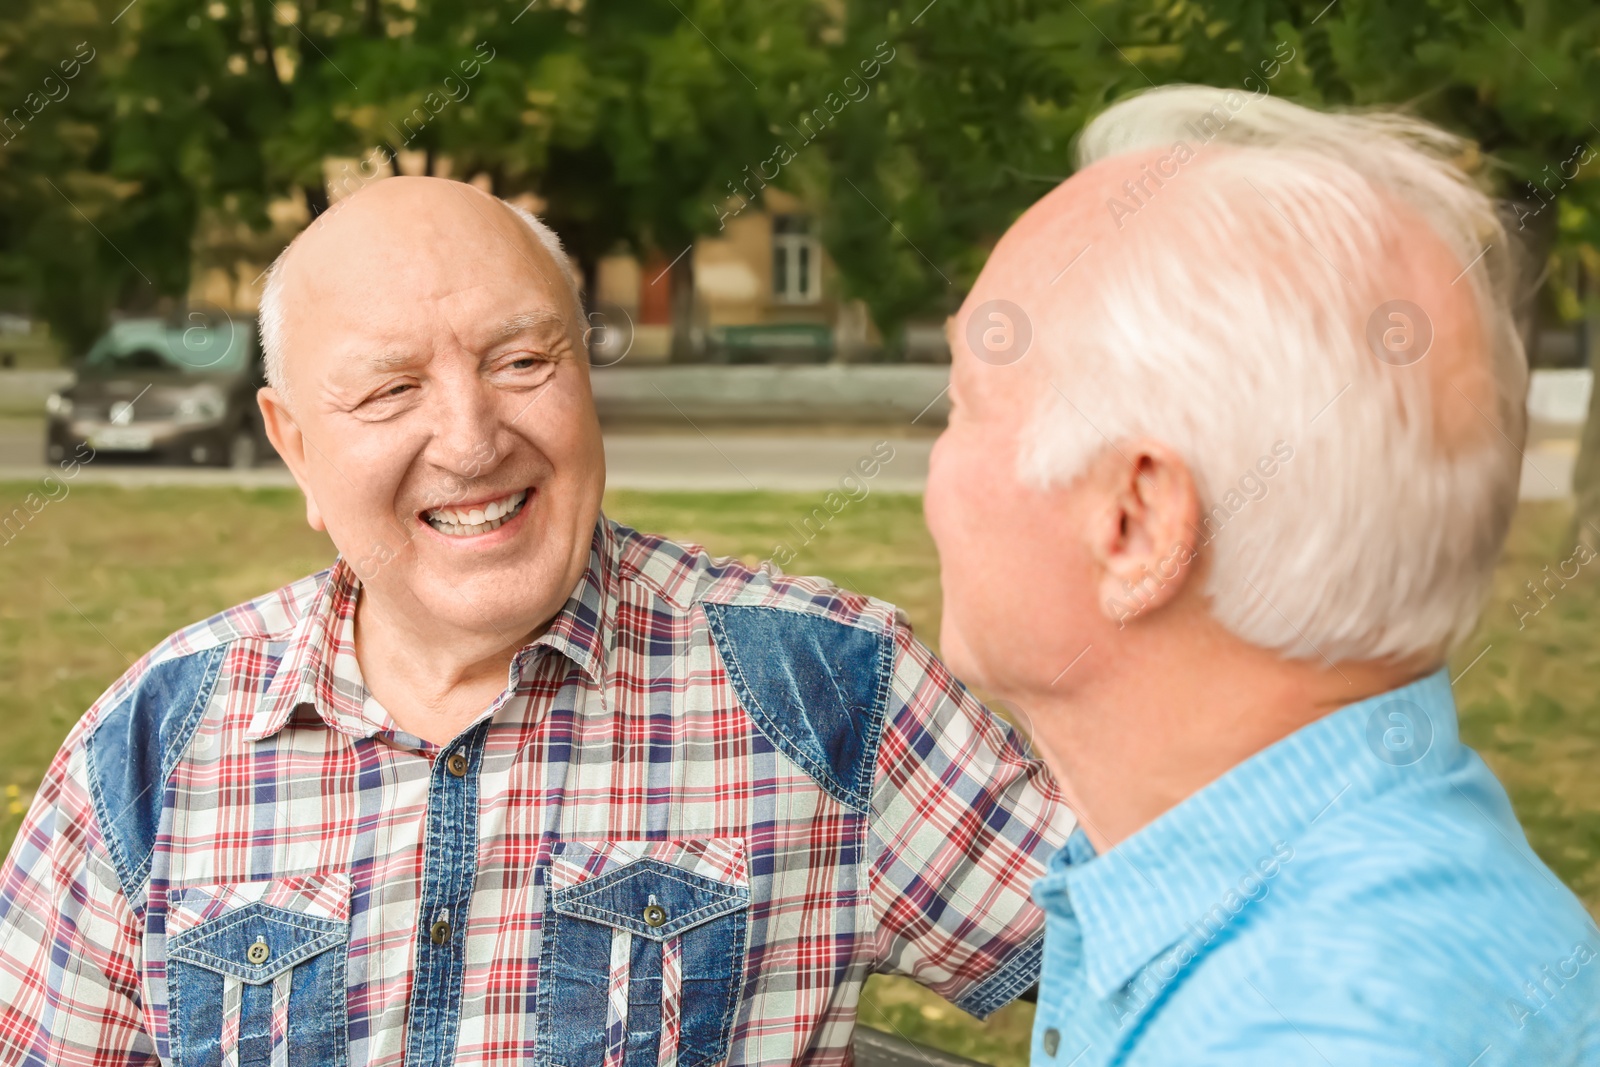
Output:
[1031,670,1600,1065]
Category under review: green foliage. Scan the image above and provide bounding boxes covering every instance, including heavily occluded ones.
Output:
[6,0,1600,341]
[812,0,1600,330]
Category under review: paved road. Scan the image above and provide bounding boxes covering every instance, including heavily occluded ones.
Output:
[0,419,935,493]
[0,417,1578,499]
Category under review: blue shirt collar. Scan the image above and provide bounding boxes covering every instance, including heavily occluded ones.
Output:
[1032,669,1460,1000]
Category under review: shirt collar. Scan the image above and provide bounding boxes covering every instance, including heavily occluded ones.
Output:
[249,516,619,742]
[1032,668,1460,1000]
[525,516,617,689]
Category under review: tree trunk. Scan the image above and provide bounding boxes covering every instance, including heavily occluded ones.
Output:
[1573,263,1600,552]
[303,182,330,221]
[1505,199,1557,365]
[668,245,698,362]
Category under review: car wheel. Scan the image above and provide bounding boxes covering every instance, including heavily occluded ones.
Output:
[228,429,258,470]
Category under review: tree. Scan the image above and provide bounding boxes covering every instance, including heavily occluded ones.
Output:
[804,0,1600,525]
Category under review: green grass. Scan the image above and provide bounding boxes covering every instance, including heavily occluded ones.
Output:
[1,483,1596,1065]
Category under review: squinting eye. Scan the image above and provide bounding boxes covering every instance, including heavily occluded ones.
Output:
[386,383,411,396]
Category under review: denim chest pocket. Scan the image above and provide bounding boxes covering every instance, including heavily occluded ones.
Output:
[538,839,750,1067]
[164,874,351,1067]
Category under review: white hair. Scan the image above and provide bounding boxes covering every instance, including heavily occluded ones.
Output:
[258,195,582,401]
[1024,85,1528,663]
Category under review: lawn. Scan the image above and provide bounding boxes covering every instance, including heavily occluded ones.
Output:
[0,482,1595,1065]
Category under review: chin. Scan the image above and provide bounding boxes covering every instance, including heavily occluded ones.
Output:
[417,564,571,639]
[936,610,991,691]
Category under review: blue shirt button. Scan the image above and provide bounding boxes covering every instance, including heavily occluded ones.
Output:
[1043,1027,1060,1056]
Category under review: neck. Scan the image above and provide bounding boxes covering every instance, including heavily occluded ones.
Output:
[352,588,541,746]
[1022,626,1431,854]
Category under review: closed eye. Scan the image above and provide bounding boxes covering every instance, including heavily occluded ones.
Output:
[349,378,421,419]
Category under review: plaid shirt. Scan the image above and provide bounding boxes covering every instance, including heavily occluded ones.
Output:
[0,517,1068,1067]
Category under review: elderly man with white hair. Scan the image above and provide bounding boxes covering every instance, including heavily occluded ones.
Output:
[0,177,1071,1064]
[925,86,1600,1064]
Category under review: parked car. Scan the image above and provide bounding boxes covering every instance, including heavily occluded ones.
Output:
[44,316,274,469]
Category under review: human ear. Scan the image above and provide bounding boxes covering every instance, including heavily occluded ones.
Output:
[258,386,327,532]
[1085,440,1201,625]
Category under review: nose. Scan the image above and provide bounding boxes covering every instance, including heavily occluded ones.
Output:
[426,370,503,482]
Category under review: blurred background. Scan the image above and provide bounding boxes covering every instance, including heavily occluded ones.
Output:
[1,0,1598,1061]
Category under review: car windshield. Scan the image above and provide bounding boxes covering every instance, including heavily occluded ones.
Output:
[82,320,254,375]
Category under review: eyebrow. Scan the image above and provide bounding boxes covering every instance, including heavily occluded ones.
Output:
[364,349,420,373]
[491,311,568,343]
[351,311,570,375]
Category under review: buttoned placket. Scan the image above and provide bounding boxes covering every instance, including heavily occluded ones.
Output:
[401,718,492,1067]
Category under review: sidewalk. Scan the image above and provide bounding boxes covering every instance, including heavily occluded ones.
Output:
[0,421,935,493]
[0,419,1579,499]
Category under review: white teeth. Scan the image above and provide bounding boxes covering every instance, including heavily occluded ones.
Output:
[424,489,528,537]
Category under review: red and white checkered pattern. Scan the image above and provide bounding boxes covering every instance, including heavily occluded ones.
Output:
[0,518,1070,1066]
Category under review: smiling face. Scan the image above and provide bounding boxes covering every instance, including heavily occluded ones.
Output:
[258,177,604,644]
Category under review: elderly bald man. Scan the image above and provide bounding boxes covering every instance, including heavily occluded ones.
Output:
[0,178,1069,1065]
[926,87,1600,1065]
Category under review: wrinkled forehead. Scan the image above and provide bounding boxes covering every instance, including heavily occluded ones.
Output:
[275,183,577,371]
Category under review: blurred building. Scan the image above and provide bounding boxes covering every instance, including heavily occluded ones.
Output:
[594,188,881,363]
[183,157,908,365]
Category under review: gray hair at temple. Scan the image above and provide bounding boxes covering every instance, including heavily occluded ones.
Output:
[1024,85,1529,663]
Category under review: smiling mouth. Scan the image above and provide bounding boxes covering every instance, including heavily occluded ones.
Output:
[421,488,529,537]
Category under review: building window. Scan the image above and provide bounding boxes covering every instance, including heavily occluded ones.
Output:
[773,215,821,305]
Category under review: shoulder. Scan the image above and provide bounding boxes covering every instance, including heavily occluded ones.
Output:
[81,566,328,740]
[1166,766,1600,1064]
[611,518,898,632]
[611,520,902,812]
[69,569,331,906]
[1285,755,1596,963]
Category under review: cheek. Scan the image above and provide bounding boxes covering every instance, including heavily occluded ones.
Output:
[925,429,1025,662]
[927,428,1094,694]
[507,369,602,464]
[311,420,407,492]
[924,429,983,566]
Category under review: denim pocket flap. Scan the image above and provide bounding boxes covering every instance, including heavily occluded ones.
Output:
[166,874,351,986]
[551,857,749,943]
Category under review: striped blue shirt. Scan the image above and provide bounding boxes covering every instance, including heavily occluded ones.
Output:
[1031,669,1600,1065]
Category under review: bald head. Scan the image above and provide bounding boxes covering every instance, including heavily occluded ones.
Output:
[259,177,581,402]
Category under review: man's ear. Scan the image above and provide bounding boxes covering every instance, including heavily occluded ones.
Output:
[257,386,327,532]
[1084,439,1201,625]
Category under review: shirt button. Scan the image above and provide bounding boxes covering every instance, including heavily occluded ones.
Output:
[246,938,270,965]
[445,752,469,777]
[429,919,452,945]
[642,904,668,928]
[1042,1028,1060,1057]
